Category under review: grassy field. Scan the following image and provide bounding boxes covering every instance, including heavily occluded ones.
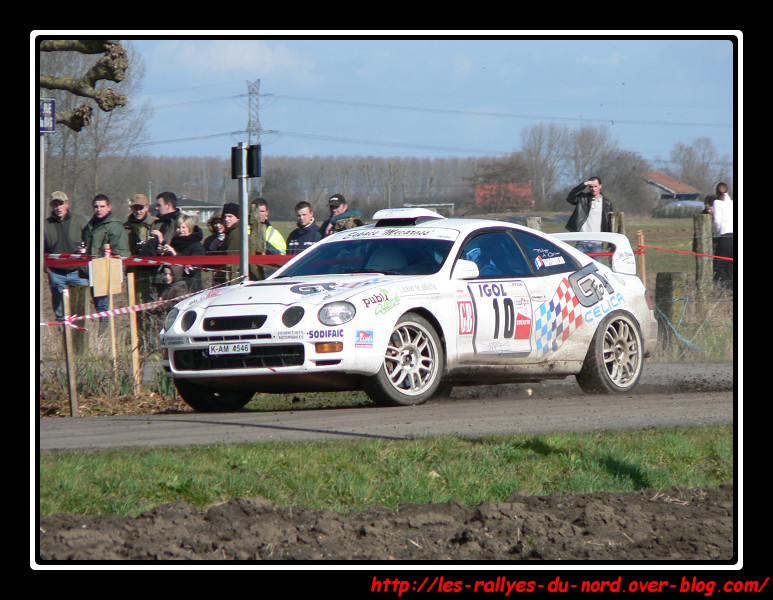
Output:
[39,425,732,517]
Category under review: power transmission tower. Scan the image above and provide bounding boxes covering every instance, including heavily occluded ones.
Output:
[246,79,262,196]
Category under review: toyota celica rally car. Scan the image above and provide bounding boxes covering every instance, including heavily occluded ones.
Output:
[160,208,657,412]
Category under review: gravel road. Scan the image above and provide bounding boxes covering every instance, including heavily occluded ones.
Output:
[38,363,734,451]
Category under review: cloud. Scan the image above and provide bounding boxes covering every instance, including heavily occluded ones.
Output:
[155,39,317,82]
[576,52,626,66]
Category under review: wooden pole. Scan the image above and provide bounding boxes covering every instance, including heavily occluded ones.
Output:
[107,257,118,373]
[61,288,79,417]
[637,230,646,286]
[127,272,141,396]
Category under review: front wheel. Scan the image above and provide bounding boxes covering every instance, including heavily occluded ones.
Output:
[363,313,444,406]
[174,379,254,412]
[576,311,644,394]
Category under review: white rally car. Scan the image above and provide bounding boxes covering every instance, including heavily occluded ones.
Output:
[160,208,657,412]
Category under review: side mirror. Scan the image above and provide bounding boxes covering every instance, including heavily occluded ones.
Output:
[451,259,480,280]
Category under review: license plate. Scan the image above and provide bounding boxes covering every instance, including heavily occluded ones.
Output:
[208,342,251,355]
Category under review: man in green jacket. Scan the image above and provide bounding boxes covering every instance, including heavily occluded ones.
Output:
[43,191,89,321]
[81,194,130,317]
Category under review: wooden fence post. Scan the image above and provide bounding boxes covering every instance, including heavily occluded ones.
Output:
[127,272,142,396]
[655,272,687,361]
[61,288,79,417]
[693,213,714,305]
[609,211,625,235]
[525,216,542,231]
[67,283,89,356]
[636,230,646,285]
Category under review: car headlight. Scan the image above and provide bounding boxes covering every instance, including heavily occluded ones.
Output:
[318,301,356,325]
[164,307,179,331]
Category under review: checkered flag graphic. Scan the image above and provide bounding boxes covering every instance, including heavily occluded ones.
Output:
[534,277,583,356]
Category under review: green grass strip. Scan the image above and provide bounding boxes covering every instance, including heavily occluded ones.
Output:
[39,425,733,517]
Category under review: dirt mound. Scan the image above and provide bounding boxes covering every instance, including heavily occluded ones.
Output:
[37,484,732,562]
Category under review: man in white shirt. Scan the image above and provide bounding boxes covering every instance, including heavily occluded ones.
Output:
[708,182,734,290]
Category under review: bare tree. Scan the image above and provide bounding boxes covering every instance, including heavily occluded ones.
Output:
[39,39,129,132]
[597,149,653,215]
[521,123,569,209]
[41,41,150,211]
[668,137,725,195]
[563,124,616,183]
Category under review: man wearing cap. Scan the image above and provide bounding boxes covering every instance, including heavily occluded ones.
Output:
[43,191,89,321]
[319,193,366,239]
[124,194,152,253]
[123,193,154,345]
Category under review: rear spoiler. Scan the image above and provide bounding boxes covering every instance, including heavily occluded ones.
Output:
[551,232,638,275]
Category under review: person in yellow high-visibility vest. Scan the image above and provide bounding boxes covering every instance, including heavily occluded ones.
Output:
[249,198,286,280]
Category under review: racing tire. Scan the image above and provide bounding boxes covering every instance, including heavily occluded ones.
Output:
[576,311,644,394]
[363,313,445,406]
[174,379,254,412]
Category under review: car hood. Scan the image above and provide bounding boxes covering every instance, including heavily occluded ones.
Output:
[181,274,409,309]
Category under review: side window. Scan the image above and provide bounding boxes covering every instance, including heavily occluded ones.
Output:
[514,230,578,275]
[460,231,531,278]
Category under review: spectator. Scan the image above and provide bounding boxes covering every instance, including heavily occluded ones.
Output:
[203,215,227,287]
[711,182,734,290]
[221,202,242,281]
[203,216,226,254]
[319,193,366,239]
[123,193,155,342]
[142,214,206,293]
[286,201,320,254]
[149,265,188,322]
[81,194,130,320]
[249,198,286,280]
[43,191,89,321]
[143,191,181,254]
[251,198,287,254]
[565,176,614,260]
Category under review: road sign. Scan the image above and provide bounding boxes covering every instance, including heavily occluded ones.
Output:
[40,98,55,133]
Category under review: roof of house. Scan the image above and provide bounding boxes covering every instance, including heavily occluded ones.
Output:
[643,171,701,195]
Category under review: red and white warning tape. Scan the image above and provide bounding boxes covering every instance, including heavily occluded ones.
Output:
[40,275,247,329]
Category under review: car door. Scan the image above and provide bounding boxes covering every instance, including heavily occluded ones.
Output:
[458,229,536,362]
[458,228,585,364]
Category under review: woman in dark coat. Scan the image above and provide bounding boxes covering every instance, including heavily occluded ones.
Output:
[144,214,206,292]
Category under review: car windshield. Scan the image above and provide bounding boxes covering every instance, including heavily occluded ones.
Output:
[276,237,455,277]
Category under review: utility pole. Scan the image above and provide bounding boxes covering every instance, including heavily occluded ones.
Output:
[247,79,262,197]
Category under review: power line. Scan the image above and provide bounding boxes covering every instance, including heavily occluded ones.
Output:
[261,93,733,129]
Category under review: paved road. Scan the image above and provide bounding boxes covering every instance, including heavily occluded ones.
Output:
[38,363,735,451]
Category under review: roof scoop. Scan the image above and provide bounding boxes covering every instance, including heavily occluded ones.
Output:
[372,207,445,227]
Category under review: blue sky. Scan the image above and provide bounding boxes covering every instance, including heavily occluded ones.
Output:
[128,35,737,165]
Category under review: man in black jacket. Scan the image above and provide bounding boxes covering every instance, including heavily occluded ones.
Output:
[286,201,320,255]
[565,176,614,259]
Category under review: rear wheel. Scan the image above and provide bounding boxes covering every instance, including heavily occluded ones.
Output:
[576,311,644,394]
[174,379,254,412]
[363,313,444,406]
